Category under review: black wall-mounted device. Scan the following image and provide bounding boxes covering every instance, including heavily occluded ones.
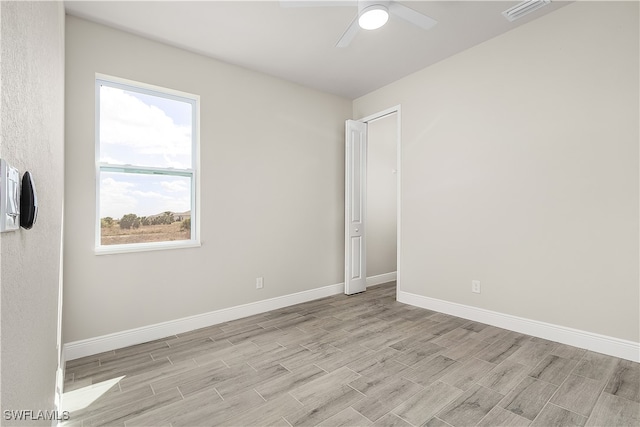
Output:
[20,171,37,229]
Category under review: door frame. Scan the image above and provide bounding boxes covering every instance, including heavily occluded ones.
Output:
[349,105,402,297]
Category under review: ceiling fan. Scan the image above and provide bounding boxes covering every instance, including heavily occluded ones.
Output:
[281,0,438,48]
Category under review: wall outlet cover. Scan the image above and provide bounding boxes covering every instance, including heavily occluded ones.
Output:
[472,280,481,294]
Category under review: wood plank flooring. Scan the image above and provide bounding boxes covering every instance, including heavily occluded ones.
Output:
[62,282,640,426]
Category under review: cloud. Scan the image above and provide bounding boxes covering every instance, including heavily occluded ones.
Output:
[160,180,190,193]
[100,178,137,218]
[131,190,168,199]
[100,86,192,169]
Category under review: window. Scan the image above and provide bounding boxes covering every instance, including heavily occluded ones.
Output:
[96,76,199,253]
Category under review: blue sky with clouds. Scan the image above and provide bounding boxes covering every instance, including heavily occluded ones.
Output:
[99,86,193,219]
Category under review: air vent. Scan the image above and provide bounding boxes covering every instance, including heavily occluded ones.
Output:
[502,0,551,22]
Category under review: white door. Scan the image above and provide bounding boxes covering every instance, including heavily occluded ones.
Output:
[345,120,367,295]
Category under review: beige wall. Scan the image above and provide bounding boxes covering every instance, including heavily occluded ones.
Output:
[354,1,639,342]
[366,114,397,277]
[1,0,65,420]
[64,17,351,343]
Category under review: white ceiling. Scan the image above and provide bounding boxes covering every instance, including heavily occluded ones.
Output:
[64,1,571,99]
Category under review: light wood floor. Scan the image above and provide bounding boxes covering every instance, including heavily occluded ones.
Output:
[63,282,639,426]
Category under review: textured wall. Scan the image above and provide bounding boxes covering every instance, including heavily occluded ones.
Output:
[354,1,639,342]
[0,0,65,422]
[64,17,351,343]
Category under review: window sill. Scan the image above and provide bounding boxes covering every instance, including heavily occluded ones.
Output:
[95,240,201,255]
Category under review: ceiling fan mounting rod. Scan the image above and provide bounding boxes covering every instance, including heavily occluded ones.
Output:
[357,0,390,14]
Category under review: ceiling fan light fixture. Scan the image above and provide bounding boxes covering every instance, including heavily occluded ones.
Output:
[358,5,389,30]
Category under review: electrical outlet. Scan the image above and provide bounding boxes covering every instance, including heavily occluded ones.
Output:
[471,280,481,294]
[256,277,263,289]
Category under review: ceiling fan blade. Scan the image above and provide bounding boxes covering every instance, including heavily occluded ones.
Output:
[336,15,360,48]
[388,2,437,30]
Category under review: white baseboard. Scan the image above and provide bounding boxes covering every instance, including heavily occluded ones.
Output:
[64,282,345,361]
[367,271,397,286]
[64,273,401,361]
[69,274,636,364]
[398,290,640,363]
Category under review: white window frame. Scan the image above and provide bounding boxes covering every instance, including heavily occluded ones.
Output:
[95,74,200,254]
